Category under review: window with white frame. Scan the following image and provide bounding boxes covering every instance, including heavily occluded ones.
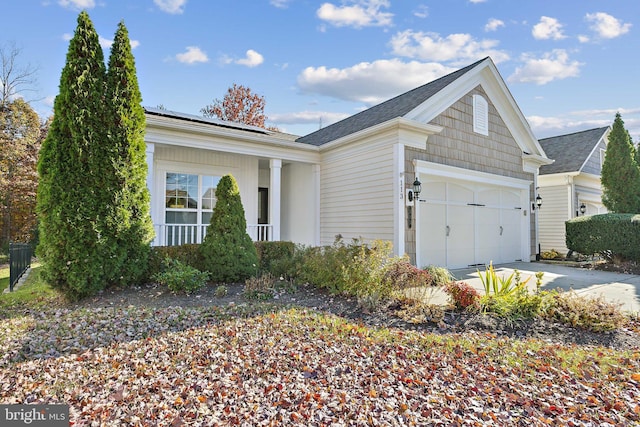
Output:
[165,172,221,226]
[473,94,489,136]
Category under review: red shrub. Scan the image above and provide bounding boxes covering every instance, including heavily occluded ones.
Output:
[445,281,480,310]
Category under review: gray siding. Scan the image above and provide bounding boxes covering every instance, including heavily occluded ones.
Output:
[582,140,606,176]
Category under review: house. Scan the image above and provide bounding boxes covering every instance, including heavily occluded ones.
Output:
[144,57,552,269]
[537,126,610,256]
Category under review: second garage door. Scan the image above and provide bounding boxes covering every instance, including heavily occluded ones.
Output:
[417,177,526,269]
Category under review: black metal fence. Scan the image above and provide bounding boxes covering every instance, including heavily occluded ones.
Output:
[9,243,32,292]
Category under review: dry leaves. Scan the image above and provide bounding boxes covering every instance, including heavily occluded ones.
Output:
[0,306,638,425]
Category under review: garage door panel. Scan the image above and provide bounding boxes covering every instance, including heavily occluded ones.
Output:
[447,205,475,268]
[476,207,501,266]
[420,203,446,267]
[500,208,522,262]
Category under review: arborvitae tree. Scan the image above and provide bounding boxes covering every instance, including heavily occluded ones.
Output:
[200,174,259,283]
[104,20,154,285]
[37,11,108,299]
[601,113,640,213]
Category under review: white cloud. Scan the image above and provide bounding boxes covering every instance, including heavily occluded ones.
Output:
[413,5,428,19]
[532,16,566,40]
[484,18,504,32]
[585,12,631,39]
[175,46,208,65]
[270,0,291,8]
[154,0,187,14]
[469,0,486,3]
[528,108,640,139]
[236,49,264,68]
[508,50,582,85]
[269,110,351,126]
[389,30,509,65]
[317,0,393,28]
[578,35,590,43]
[297,59,455,104]
[98,36,140,50]
[58,0,95,9]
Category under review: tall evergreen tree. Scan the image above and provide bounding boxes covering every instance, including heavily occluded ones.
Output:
[37,11,108,298]
[200,174,258,283]
[601,113,640,213]
[104,21,154,285]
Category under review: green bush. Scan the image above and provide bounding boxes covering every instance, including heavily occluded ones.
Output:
[200,175,259,283]
[152,258,209,294]
[146,244,202,280]
[297,236,362,294]
[566,213,640,261]
[254,241,298,277]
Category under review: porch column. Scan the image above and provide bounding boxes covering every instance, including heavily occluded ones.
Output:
[313,164,321,246]
[145,142,155,221]
[270,159,282,241]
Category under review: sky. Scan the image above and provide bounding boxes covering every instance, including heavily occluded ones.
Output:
[3,0,640,140]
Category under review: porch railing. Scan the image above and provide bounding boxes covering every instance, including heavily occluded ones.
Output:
[9,242,32,292]
[152,224,273,246]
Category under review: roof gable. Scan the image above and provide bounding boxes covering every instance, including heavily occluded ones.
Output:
[295,57,548,163]
[538,127,609,175]
[295,58,485,146]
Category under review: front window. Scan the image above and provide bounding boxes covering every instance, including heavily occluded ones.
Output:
[164,172,221,243]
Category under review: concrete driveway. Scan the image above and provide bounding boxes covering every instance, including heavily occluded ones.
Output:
[447,261,640,314]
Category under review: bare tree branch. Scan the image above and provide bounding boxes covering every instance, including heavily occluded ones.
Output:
[0,41,40,108]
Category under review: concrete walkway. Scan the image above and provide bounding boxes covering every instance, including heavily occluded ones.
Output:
[443,261,640,314]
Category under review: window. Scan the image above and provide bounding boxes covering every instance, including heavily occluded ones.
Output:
[473,94,489,136]
[165,172,221,226]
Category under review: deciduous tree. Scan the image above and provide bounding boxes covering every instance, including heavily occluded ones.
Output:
[0,99,42,248]
[601,113,640,213]
[0,41,39,109]
[201,84,278,130]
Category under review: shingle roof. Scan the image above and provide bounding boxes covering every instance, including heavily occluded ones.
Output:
[144,107,271,135]
[295,57,488,146]
[538,127,609,175]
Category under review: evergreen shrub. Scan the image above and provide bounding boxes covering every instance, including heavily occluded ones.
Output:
[566,213,640,261]
[200,175,259,283]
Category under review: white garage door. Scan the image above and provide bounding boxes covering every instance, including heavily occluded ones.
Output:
[418,178,525,269]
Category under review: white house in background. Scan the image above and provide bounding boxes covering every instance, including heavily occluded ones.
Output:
[144,57,552,269]
[537,126,610,256]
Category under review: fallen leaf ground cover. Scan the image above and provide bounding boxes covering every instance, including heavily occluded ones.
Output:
[1,301,639,426]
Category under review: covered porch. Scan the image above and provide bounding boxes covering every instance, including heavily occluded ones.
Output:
[144,108,320,248]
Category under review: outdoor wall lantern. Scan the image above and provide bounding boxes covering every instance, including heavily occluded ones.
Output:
[407,177,422,228]
[532,194,543,211]
[579,203,586,215]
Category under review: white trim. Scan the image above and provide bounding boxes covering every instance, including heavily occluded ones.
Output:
[414,160,531,190]
[394,143,404,257]
[577,127,609,173]
[312,164,321,246]
[318,117,443,152]
[269,159,282,241]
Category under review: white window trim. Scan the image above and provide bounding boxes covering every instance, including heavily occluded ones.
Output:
[473,94,489,136]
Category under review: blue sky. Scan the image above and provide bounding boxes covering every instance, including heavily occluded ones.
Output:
[4,0,640,140]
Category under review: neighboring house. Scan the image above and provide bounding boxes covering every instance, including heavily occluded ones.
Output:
[144,57,551,269]
[537,126,610,256]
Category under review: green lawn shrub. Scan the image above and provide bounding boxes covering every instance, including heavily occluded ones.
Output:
[147,244,202,280]
[254,240,299,278]
[543,291,627,332]
[566,213,640,261]
[297,236,362,294]
[424,265,455,287]
[152,258,209,294]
